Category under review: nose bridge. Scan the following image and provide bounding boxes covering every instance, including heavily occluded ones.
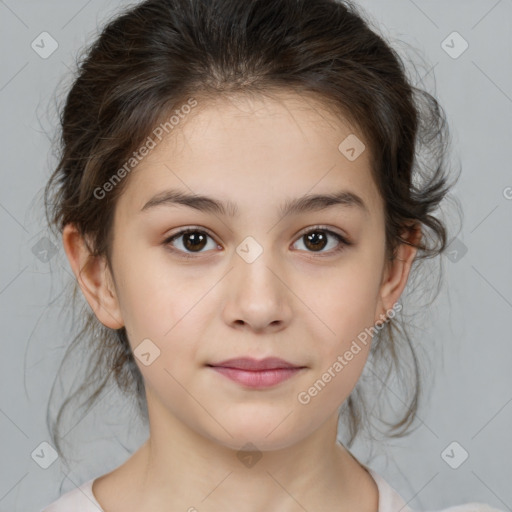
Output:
[234,234,281,296]
[225,234,291,329]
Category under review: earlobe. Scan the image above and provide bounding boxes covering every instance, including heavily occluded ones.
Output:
[375,223,422,323]
[62,223,124,329]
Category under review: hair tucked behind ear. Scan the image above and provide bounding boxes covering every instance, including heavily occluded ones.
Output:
[43,0,461,468]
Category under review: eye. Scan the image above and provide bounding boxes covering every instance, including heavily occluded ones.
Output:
[163,225,351,260]
[163,228,219,259]
[291,226,351,256]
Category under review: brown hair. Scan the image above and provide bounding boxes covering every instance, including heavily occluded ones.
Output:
[43,0,461,468]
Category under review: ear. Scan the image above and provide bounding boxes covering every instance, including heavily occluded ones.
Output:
[374,223,422,324]
[62,223,124,329]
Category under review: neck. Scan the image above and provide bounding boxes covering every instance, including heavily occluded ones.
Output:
[123,396,373,512]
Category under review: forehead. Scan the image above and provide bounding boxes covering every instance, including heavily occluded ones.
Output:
[117,91,383,220]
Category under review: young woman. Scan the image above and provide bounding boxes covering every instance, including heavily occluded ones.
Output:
[40,0,501,510]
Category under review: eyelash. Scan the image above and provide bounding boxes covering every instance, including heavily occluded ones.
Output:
[163,225,352,260]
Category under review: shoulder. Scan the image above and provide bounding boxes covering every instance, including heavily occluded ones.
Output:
[39,478,103,512]
[425,505,505,512]
[365,467,504,512]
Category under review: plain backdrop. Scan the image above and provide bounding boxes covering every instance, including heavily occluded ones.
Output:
[0,0,511,511]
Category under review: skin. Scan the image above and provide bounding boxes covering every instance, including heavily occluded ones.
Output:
[62,90,420,512]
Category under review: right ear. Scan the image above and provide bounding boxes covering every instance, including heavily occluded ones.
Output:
[61,223,124,329]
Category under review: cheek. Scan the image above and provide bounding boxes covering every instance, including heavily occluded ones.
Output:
[113,245,196,334]
[115,261,212,379]
[297,282,376,412]
[296,263,381,402]
[307,267,381,348]
[118,275,206,409]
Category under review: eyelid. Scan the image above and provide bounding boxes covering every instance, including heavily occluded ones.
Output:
[164,224,350,242]
[294,224,350,242]
[165,225,216,238]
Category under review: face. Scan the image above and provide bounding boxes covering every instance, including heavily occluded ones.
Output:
[65,91,417,452]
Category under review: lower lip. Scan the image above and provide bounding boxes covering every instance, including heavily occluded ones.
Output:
[209,366,304,388]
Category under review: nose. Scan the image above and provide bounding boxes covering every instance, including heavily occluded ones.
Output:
[222,248,292,334]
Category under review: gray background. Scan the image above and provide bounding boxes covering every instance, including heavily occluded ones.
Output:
[1,0,511,511]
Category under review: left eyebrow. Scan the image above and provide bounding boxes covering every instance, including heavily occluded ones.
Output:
[140,189,370,218]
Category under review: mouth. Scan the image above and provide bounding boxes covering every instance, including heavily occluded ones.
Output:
[206,357,307,388]
[207,356,305,371]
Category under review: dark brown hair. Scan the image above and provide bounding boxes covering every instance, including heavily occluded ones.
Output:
[43,0,461,468]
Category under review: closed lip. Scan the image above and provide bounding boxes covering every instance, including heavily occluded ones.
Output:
[207,357,305,371]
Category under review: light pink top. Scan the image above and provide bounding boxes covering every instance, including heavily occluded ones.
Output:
[40,466,504,512]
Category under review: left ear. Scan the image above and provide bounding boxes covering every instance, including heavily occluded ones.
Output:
[375,222,422,324]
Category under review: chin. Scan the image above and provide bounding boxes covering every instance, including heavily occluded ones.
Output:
[219,433,302,454]
[200,416,308,453]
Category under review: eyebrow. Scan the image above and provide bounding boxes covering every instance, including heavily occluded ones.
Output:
[140,188,370,218]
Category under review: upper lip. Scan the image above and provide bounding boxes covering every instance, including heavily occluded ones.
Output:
[207,357,304,371]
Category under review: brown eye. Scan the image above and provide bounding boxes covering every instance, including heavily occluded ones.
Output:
[292,227,350,256]
[164,228,217,258]
[163,225,351,260]
[180,231,208,251]
[303,231,328,251]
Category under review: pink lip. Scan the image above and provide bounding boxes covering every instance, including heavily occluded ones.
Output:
[207,357,306,388]
[209,357,302,371]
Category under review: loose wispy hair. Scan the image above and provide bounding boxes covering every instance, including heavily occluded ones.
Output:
[43,0,461,468]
